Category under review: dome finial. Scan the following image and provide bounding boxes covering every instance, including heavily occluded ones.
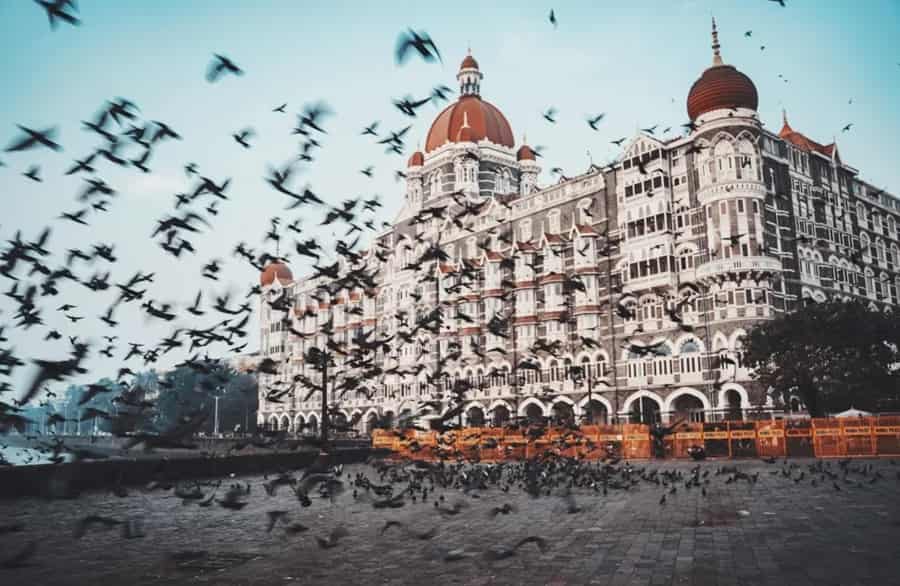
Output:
[711,17,723,66]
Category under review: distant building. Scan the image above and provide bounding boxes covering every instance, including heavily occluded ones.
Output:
[229,352,261,374]
[256,20,898,433]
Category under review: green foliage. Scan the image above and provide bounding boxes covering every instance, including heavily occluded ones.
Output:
[743,300,900,415]
[154,362,258,434]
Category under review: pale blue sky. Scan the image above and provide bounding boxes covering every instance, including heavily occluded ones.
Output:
[1,1,898,391]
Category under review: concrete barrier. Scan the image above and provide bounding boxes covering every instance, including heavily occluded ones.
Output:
[0,446,385,499]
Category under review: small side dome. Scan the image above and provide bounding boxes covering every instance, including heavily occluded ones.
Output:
[517,144,536,161]
[407,151,424,167]
[260,261,293,287]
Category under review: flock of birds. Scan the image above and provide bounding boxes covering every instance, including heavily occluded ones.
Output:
[2,449,898,570]
[0,3,897,577]
[1,1,877,451]
[1,5,759,449]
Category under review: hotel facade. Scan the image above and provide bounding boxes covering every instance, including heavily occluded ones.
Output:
[256,22,899,433]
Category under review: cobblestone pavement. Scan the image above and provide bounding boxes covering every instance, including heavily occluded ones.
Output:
[1,458,899,586]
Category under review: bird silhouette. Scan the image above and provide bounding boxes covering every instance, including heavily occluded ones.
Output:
[395,29,442,65]
[35,0,80,29]
[206,54,244,82]
[5,125,61,152]
[586,113,605,130]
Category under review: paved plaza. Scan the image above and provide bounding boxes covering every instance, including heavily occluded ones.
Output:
[1,458,899,586]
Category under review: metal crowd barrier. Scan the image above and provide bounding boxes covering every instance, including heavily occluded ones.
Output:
[370,416,900,461]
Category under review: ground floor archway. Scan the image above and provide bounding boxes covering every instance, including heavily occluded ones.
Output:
[466,405,485,427]
[492,404,510,427]
[629,396,661,424]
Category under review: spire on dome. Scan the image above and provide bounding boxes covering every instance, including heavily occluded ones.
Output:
[711,17,723,66]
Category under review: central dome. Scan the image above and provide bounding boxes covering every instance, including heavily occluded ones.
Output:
[424,53,515,153]
[260,261,293,287]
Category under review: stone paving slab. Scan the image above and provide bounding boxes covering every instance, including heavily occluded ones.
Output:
[0,458,898,585]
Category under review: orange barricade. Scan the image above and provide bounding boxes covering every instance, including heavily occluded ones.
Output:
[841,418,875,457]
[502,434,528,460]
[703,422,730,458]
[371,417,900,461]
[622,424,651,459]
[595,424,623,459]
[785,419,814,457]
[812,419,842,458]
[756,420,786,458]
[673,423,705,458]
[371,429,398,451]
[456,430,483,461]
[729,421,758,458]
[874,415,900,456]
[473,428,504,461]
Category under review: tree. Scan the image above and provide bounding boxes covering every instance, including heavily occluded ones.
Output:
[154,360,258,435]
[743,300,900,416]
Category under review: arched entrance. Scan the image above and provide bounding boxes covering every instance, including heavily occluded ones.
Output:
[551,401,575,426]
[381,411,395,429]
[332,411,348,430]
[466,405,485,427]
[630,396,661,424]
[280,415,291,433]
[524,403,544,424]
[306,414,319,435]
[583,400,609,424]
[492,404,510,427]
[672,394,706,423]
[365,412,379,434]
[724,389,743,420]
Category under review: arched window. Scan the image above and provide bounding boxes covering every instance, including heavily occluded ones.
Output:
[430,172,441,197]
[679,339,702,373]
[860,233,871,260]
[865,268,875,295]
[519,218,532,242]
[548,209,561,234]
[678,247,695,271]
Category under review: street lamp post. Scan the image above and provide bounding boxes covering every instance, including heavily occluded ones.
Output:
[213,395,220,437]
[320,346,329,444]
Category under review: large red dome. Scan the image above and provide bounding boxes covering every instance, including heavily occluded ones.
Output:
[686,18,758,121]
[687,64,758,121]
[260,261,293,287]
[424,53,515,153]
[425,96,514,153]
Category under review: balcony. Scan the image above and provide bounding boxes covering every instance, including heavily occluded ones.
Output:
[696,256,782,282]
[696,180,766,204]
